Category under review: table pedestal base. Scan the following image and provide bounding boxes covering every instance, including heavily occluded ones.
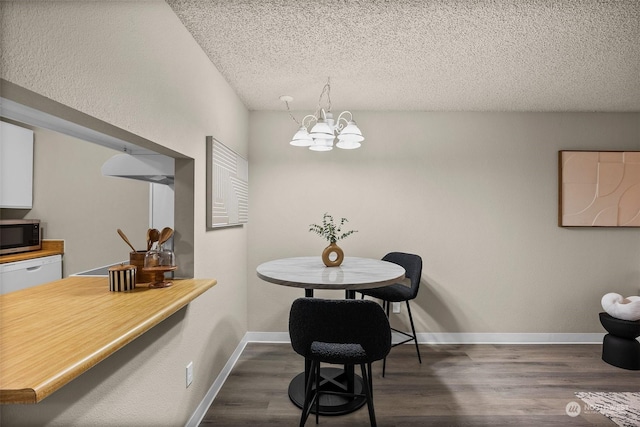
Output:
[288,367,367,415]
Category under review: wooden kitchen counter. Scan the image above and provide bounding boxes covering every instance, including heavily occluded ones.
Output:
[0,240,64,264]
[0,276,216,404]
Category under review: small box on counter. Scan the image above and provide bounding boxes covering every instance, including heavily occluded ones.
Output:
[108,264,137,292]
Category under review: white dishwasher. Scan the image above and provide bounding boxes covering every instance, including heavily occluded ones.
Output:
[0,254,62,294]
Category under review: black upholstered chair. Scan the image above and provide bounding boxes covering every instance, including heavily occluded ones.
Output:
[289,297,391,427]
[359,252,423,376]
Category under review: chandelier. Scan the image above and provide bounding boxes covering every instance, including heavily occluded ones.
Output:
[280,78,364,151]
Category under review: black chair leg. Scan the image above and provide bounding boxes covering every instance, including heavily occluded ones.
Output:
[405,301,422,364]
[367,298,422,376]
[382,300,391,377]
[360,295,390,377]
[360,363,377,427]
[300,360,316,427]
[367,362,373,399]
[315,361,320,424]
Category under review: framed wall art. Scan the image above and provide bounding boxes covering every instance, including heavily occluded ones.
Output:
[559,151,640,227]
[206,137,248,229]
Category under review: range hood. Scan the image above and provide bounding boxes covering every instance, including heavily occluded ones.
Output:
[102,153,174,185]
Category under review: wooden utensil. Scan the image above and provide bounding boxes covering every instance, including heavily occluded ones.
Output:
[146,229,152,251]
[149,228,160,250]
[117,229,137,252]
[157,227,174,247]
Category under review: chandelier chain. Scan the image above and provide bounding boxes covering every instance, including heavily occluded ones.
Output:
[314,77,332,117]
[283,100,300,126]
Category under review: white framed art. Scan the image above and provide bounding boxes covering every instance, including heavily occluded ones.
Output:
[206,137,248,229]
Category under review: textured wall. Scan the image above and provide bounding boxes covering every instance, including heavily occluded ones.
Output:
[1,1,248,426]
[248,111,640,334]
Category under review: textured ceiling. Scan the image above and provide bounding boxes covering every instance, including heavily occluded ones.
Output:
[166,0,640,112]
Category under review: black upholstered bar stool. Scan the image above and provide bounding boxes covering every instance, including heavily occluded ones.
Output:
[289,297,391,427]
[359,252,423,376]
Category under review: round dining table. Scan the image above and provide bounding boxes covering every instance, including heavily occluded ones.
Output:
[256,256,406,416]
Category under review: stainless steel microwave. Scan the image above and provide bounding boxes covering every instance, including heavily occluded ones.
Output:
[0,219,41,255]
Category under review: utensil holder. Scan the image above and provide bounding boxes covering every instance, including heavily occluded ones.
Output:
[129,250,155,283]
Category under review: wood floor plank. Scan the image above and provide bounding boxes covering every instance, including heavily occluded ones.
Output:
[200,343,637,426]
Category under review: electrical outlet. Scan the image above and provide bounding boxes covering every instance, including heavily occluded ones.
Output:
[392,302,401,313]
[186,361,193,388]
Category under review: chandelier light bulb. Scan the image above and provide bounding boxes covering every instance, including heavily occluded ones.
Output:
[309,119,334,140]
[338,121,364,141]
[290,126,313,147]
[336,139,362,149]
[309,138,333,151]
[309,137,333,151]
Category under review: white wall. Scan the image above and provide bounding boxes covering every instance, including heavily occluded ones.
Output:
[1,1,248,426]
[248,111,640,334]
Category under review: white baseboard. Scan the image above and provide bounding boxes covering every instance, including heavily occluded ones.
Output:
[243,331,606,345]
[414,332,605,344]
[244,331,291,343]
[185,335,250,427]
[186,331,605,426]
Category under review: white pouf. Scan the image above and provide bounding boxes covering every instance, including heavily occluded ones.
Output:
[601,293,640,322]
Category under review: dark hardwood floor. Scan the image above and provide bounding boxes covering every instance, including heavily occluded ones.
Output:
[199,343,638,426]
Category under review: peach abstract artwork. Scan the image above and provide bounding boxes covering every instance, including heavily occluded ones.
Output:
[560,151,640,227]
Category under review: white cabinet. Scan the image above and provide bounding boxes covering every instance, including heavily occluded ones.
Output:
[0,255,62,294]
[0,121,34,208]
